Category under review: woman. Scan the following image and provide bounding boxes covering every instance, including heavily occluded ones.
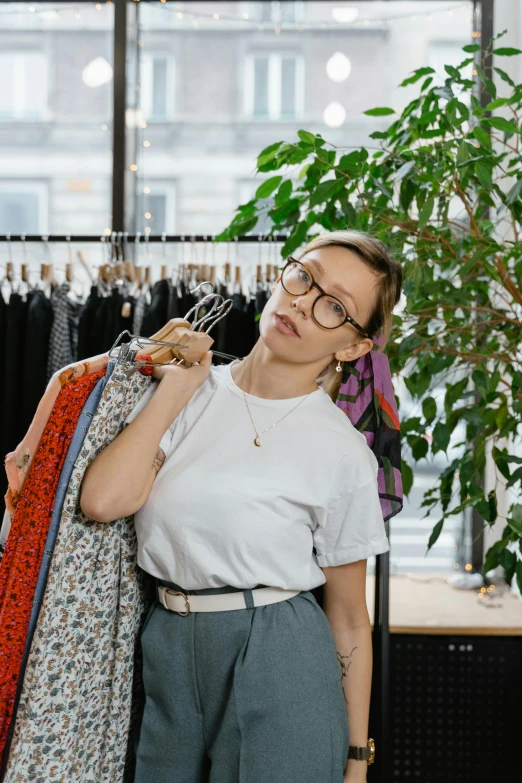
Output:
[80,229,402,783]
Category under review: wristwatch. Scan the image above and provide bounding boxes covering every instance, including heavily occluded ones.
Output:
[347,738,375,765]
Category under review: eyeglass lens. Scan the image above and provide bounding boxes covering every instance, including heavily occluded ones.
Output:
[281,260,347,329]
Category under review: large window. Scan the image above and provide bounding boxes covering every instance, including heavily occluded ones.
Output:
[245,53,304,120]
[0,2,114,235]
[0,51,49,121]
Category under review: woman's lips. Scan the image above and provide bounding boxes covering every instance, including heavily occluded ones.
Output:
[274,314,300,337]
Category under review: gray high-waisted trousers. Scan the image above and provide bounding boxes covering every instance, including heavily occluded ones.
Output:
[133,578,350,783]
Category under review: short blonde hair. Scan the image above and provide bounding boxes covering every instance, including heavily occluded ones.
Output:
[294,229,402,402]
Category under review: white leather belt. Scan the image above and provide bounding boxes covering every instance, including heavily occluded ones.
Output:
[157,585,301,615]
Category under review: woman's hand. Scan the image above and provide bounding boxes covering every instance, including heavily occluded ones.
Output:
[151,350,213,395]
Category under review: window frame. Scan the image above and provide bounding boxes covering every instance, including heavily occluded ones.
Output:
[243,50,305,121]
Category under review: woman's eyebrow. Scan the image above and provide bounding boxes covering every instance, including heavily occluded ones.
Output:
[306,259,359,316]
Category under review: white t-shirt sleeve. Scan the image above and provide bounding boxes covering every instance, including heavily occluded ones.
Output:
[123,381,174,456]
[312,448,390,568]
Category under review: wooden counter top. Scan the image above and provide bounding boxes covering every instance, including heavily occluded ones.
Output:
[366,573,522,635]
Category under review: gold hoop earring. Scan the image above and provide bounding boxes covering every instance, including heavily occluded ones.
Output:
[336,360,342,373]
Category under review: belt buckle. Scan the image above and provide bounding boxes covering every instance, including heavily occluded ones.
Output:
[162,587,191,616]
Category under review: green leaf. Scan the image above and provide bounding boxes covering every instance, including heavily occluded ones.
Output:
[483,538,506,574]
[257,142,283,169]
[427,519,444,549]
[309,178,346,208]
[401,460,414,495]
[506,178,522,205]
[281,221,308,256]
[499,547,517,583]
[363,107,396,116]
[456,140,470,167]
[484,98,509,110]
[486,116,518,134]
[255,176,283,199]
[473,126,492,150]
[418,195,434,230]
[297,130,315,145]
[492,47,522,56]
[432,420,451,454]
[507,505,522,537]
[462,44,481,53]
[400,67,435,87]
[516,560,522,597]
[422,396,437,422]
[476,161,493,190]
[493,66,516,88]
[337,150,363,175]
[393,160,415,183]
[410,435,428,461]
[274,180,292,207]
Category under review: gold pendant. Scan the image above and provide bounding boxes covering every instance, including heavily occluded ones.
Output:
[254,436,262,447]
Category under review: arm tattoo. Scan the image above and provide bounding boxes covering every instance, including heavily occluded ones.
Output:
[152,448,166,476]
[337,646,358,705]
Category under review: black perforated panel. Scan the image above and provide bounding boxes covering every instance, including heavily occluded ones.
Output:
[387,634,522,782]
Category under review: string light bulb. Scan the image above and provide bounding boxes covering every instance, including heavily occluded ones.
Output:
[213,13,220,20]
[143,187,150,194]
[130,164,138,172]
[143,140,150,147]
[145,212,152,219]
[141,121,147,129]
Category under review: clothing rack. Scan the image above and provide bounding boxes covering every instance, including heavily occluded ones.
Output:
[0,235,290,243]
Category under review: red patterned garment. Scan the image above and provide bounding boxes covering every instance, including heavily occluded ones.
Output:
[0,369,105,758]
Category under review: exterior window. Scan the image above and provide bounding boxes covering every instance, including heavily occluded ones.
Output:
[245,2,304,24]
[245,53,304,120]
[137,184,176,234]
[141,55,175,121]
[0,52,48,120]
[0,182,48,234]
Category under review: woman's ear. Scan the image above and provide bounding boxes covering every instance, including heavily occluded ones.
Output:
[338,338,373,363]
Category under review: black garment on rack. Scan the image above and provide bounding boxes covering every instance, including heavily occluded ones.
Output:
[210,282,230,366]
[140,279,170,337]
[255,288,269,340]
[1,292,29,476]
[22,289,53,437]
[67,296,82,360]
[77,285,101,359]
[0,291,7,498]
[167,283,181,321]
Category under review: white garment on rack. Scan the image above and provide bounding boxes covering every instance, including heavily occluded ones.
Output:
[123,360,390,590]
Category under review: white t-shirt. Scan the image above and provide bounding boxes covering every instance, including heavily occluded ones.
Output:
[124,360,390,590]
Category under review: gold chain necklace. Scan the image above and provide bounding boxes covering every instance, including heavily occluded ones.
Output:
[238,359,314,447]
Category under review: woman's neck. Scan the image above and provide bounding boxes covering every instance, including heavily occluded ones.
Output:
[231,347,323,400]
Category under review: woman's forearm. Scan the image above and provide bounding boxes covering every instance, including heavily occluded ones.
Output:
[80,379,193,522]
[330,623,373,775]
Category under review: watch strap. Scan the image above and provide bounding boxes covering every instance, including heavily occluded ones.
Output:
[347,745,372,761]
